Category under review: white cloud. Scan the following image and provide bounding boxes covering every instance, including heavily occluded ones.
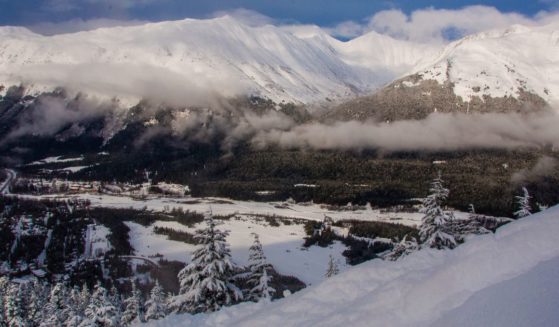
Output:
[328,5,559,43]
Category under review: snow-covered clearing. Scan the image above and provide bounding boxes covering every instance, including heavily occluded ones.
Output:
[125,222,197,264]
[26,155,84,166]
[141,205,559,327]
[128,218,348,285]
[24,193,427,226]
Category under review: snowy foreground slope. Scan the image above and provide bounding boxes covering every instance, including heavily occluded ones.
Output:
[143,205,559,327]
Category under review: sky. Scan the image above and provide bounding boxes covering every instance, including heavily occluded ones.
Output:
[0,1,557,42]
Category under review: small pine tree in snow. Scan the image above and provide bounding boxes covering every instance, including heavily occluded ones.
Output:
[81,282,118,327]
[0,276,10,325]
[4,283,27,327]
[64,285,85,327]
[78,284,91,315]
[246,233,275,302]
[174,210,242,313]
[419,173,457,250]
[325,254,340,278]
[514,187,532,219]
[41,282,70,326]
[144,281,167,321]
[108,285,122,323]
[121,281,144,326]
[27,279,48,325]
[384,235,419,261]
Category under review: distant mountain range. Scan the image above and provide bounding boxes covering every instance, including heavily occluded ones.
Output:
[1,17,556,112]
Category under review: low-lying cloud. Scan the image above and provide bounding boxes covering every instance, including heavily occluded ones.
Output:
[512,156,558,184]
[251,112,559,152]
[11,63,249,109]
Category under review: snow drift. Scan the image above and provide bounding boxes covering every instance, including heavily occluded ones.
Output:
[143,205,559,326]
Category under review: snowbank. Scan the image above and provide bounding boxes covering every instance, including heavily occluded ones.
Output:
[142,205,559,326]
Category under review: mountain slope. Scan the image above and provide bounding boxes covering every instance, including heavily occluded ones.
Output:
[0,17,436,106]
[145,205,559,326]
[325,22,559,121]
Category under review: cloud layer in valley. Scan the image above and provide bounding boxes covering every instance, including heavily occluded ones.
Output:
[251,112,559,152]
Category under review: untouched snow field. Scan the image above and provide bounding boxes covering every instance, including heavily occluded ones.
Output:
[126,218,348,285]
[141,205,559,327]
[27,193,426,226]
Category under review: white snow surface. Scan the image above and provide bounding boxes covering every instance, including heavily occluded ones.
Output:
[127,218,348,286]
[141,205,559,327]
[23,193,426,226]
[26,155,84,166]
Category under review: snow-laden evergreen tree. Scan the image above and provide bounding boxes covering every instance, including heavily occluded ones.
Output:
[27,279,48,325]
[419,173,457,249]
[144,281,167,321]
[325,254,340,278]
[4,282,28,327]
[121,281,144,326]
[246,233,275,302]
[173,210,242,313]
[108,285,122,323]
[64,285,85,327]
[78,284,91,316]
[80,282,118,327]
[514,187,532,219]
[40,282,70,326]
[0,276,9,325]
[384,235,419,261]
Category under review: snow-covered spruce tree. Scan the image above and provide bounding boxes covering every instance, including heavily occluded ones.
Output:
[5,282,28,327]
[0,276,10,325]
[121,281,144,326]
[419,173,456,250]
[40,282,70,326]
[514,187,532,219]
[81,282,118,327]
[246,233,275,302]
[108,285,122,323]
[325,254,339,278]
[174,210,242,313]
[64,285,86,327]
[144,281,167,321]
[27,279,48,325]
[384,235,419,261]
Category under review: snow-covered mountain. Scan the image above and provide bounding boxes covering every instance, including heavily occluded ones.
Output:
[0,17,557,112]
[0,16,437,106]
[415,22,559,105]
[145,205,559,327]
[325,22,559,121]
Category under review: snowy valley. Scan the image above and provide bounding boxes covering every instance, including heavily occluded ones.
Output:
[1,3,559,327]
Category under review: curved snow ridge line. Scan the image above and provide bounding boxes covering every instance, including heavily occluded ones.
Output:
[144,205,559,327]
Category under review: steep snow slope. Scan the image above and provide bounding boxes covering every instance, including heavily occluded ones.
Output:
[144,205,559,326]
[0,16,435,105]
[336,30,439,77]
[415,22,559,105]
